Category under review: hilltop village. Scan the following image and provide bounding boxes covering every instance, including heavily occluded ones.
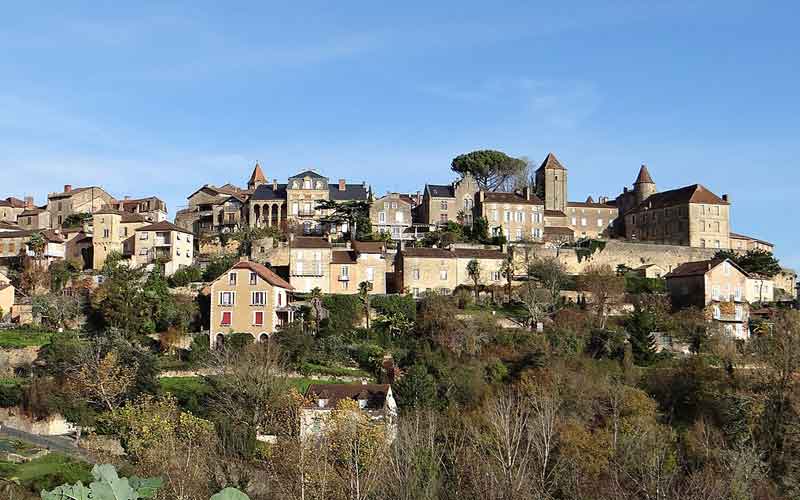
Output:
[1,150,799,499]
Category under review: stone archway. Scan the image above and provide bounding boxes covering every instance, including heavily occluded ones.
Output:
[259,333,269,343]
[253,204,262,226]
[215,333,225,350]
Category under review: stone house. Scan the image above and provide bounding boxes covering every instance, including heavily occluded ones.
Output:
[623,183,731,249]
[289,236,333,293]
[91,209,148,270]
[0,229,65,262]
[16,206,51,231]
[729,232,775,253]
[284,170,370,236]
[370,193,413,241]
[745,276,774,303]
[209,257,295,348]
[566,197,618,239]
[419,173,479,227]
[176,185,247,237]
[774,268,797,300]
[477,188,545,242]
[665,258,750,339]
[300,383,397,441]
[328,241,388,294]
[0,197,29,223]
[134,221,194,276]
[47,185,116,229]
[0,281,13,320]
[108,196,168,223]
[398,246,505,297]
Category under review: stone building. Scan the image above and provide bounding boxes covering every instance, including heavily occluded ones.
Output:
[535,153,568,213]
[301,383,397,441]
[623,184,731,249]
[209,257,294,348]
[133,221,194,276]
[370,193,413,241]
[328,240,388,294]
[397,246,505,297]
[91,209,148,270]
[175,185,246,236]
[47,185,116,229]
[0,229,65,262]
[0,197,29,223]
[419,173,479,226]
[665,258,750,339]
[730,233,775,253]
[16,206,51,231]
[108,196,168,223]
[566,197,618,239]
[476,188,545,242]
[289,236,333,293]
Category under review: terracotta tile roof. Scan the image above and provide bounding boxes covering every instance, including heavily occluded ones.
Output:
[536,152,566,171]
[0,230,33,239]
[452,248,506,260]
[665,258,748,279]
[730,232,774,247]
[136,220,193,235]
[402,247,455,259]
[248,162,267,185]
[544,210,567,217]
[352,240,385,254]
[629,184,728,213]
[0,221,21,231]
[19,208,45,216]
[305,383,390,410]
[635,165,655,184]
[231,260,293,290]
[121,213,147,224]
[483,191,543,205]
[4,197,26,208]
[292,237,331,249]
[544,226,574,236]
[41,229,65,243]
[331,250,358,264]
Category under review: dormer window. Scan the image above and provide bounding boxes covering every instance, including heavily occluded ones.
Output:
[303,179,311,189]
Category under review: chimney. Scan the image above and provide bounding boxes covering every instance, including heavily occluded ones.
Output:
[722,194,730,203]
[523,186,531,200]
[272,178,278,190]
[338,179,346,191]
[415,191,421,205]
[239,255,249,262]
[24,196,34,208]
[124,195,130,200]
[64,184,72,193]
[623,187,628,193]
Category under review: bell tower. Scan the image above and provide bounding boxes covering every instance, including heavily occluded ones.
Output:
[535,152,568,213]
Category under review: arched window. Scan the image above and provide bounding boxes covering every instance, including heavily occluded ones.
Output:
[259,333,269,343]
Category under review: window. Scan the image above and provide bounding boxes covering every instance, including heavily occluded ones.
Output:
[140,232,149,240]
[440,201,448,210]
[714,240,721,249]
[713,305,721,319]
[491,209,498,222]
[491,271,500,281]
[103,229,110,238]
[295,260,304,274]
[253,311,264,326]
[515,211,523,222]
[413,268,420,280]
[597,219,604,227]
[440,213,448,222]
[515,228,522,241]
[379,211,386,223]
[341,265,349,279]
[252,291,266,305]
[581,217,587,227]
[571,217,577,226]
[533,228,541,239]
[277,292,283,306]
[221,311,232,326]
[735,305,743,321]
[250,272,257,285]
[723,262,731,276]
[712,286,720,300]
[367,267,374,281]
[139,248,148,256]
[220,292,235,306]
[342,280,349,290]
[395,211,404,223]
[440,269,448,281]
[700,239,706,248]
[391,201,397,209]
[735,287,742,301]
[504,211,511,222]
[412,287,420,297]
[228,272,237,285]
[303,180,311,189]
[292,202,299,215]
[123,227,128,237]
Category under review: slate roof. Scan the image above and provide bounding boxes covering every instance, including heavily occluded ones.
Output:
[292,237,332,249]
[289,170,327,180]
[426,184,455,198]
[231,260,294,290]
[328,184,369,201]
[629,184,728,213]
[136,220,193,235]
[536,152,566,171]
[483,192,544,205]
[305,383,390,410]
[251,183,288,201]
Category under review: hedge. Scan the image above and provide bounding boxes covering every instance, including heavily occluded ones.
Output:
[322,295,363,332]
[371,294,416,322]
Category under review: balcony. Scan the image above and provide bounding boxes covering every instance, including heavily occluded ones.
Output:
[294,210,317,218]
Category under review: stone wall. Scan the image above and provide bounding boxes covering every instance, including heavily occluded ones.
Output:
[0,346,40,377]
[511,240,719,275]
[0,407,76,436]
[253,237,290,266]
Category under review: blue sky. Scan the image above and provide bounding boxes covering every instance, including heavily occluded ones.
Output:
[2,1,799,267]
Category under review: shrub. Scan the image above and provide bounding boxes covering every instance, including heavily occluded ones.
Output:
[186,333,211,365]
[0,379,24,407]
[321,295,363,333]
[168,265,203,287]
[202,254,238,282]
[226,332,255,352]
[349,343,385,375]
[371,294,416,322]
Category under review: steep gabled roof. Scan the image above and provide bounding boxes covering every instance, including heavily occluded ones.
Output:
[248,162,267,186]
[230,260,294,290]
[629,184,728,213]
[536,152,566,172]
[136,220,193,235]
[635,165,655,184]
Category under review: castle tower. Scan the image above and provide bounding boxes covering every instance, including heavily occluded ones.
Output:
[633,164,657,204]
[535,152,568,213]
[247,161,267,190]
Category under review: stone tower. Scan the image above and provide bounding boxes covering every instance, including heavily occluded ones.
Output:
[633,164,657,204]
[535,152,568,213]
[247,162,267,190]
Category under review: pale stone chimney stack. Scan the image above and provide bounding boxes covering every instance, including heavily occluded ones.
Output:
[64,184,72,193]
[24,196,34,208]
[338,179,346,191]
